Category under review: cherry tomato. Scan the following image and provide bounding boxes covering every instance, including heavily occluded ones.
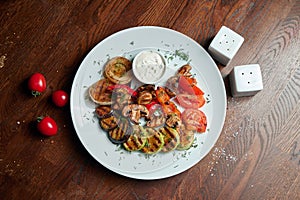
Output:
[52,90,69,107]
[37,116,58,136]
[176,94,205,109]
[28,73,47,96]
[181,109,207,133]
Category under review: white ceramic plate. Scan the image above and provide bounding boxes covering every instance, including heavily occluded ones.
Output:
[70,26,226,180]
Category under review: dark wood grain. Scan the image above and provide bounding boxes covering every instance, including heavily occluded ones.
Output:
[1,0,299,199]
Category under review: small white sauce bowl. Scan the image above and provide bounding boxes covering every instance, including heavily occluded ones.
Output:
[132,50,166,84]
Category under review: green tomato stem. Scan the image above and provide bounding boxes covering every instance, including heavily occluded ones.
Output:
[37,116,44,123]
[31,91,41,97]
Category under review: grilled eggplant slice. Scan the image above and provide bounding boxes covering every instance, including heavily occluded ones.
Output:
[95,105,113,119]
[108,118,131,144]
[141,127,164,154]
[159,126,180,152]
[123,125,147,151]
[176,125,195,150]
[99,115,118,131]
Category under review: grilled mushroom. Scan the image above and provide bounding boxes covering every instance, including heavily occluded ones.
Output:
[177,64,193,77]
[122,104,149,124]
[135,84,156,94]
[165,113,182,129]
[137,90,153,105]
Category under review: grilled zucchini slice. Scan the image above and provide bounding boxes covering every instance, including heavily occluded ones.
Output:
[95,105,113,119]
[159,126,180,152]
[141,127,164,154]
[123,125,147,151]
[176,125,195,150]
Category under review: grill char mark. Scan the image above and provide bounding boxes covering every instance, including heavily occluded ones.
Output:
[141,128,164,154]
[160,127,179,151]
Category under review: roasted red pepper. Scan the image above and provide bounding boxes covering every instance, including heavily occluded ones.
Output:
[145,99,159,111]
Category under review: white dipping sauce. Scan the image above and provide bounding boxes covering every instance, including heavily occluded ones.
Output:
[133,51,166,84]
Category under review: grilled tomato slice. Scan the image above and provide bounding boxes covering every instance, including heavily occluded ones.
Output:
[181,108,207,133]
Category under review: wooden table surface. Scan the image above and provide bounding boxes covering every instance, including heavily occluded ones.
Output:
[1,0,299,199]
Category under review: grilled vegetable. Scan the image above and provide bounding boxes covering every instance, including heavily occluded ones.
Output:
[176,125,195,150]
[135,84,156,94]
[177,64,193,77]
[182,108,207,133]
[122,104,149,124]
[146,103,166,128]
[156,86,170,104]
[95,105,113,118]
[137,90,153,105]
[111,88,133,111]
[99,115,118,131]
[161,101,181,118]
[104,56,133,84]
[165,113,182,129]
[141,127,164,154]
[107,84,137,96]
[166,76,179,95]
[178,75,203,95]
[176,93,206,109]
[159,126,180,152]
[89,78,114,105]
[108,118,131,144]
[164,87,176,98]
[89,59,207,154]
[123,125,147,151]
